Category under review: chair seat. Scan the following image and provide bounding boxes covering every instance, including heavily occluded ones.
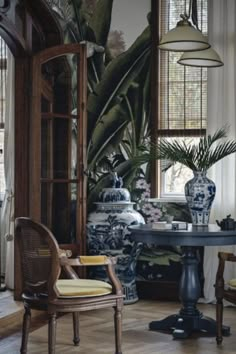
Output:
[56,279,113,298]
[228,278,236,289]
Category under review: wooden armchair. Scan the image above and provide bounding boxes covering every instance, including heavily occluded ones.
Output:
[15,217,123,354]
[215,251,236,344]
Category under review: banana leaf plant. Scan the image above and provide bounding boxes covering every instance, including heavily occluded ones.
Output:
[50,0,152,212]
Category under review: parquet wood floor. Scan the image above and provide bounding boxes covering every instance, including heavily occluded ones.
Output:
[1,300,236,354]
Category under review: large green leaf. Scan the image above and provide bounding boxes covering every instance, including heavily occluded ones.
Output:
[59,0,105,91]
[89,0,113,46]
[119,56,151,160]
[70,0,87,41]
[88,101,130,169]
[86,0,114,81]
[87,26,151,139]
[137,56,151,129]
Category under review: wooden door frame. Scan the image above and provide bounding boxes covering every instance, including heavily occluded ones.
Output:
[0,0,64,299]
[30,44,87,257]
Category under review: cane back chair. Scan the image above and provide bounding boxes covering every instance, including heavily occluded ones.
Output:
[215,252,236,344]
[15,217,123,354]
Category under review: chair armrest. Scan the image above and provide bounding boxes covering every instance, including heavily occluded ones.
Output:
[60,255,123,295]
[58,248,72,258]
[217,252,236,279]
[219,252,236,263]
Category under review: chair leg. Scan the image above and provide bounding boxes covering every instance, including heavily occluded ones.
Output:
[48,313,57,354]
[72,312,80,346]
[20,304,31,354]
[216,299,223,345]
[114,303,122,354]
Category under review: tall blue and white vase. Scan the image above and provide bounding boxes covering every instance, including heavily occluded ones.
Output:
[184,171,216,226]
[87,186,145,304]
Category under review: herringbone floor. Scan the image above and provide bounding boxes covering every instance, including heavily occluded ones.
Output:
[1,300,236,354]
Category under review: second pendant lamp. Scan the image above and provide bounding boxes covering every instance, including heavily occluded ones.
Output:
[178,47,224,68]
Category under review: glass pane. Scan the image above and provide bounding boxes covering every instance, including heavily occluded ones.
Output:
[41,118,51,179]
[161,137,200,196]
[41,182,77,243]
[53,118,71,179]
[40,54,78,115]
[40,54,78,180]
[162,163,193,195]
[41,182,52,226]
[40,52,80,244]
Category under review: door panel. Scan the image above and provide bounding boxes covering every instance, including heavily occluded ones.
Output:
[30,43,87,253]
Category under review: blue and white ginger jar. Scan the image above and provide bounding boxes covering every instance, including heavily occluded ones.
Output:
[185,171,216,226]
[87,187,145,304]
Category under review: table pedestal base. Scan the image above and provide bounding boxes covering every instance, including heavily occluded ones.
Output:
[149,313,230,339]
[129,225,236,339]
[149,247,231,339]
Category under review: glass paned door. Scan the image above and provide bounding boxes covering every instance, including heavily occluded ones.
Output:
[30,43,87,253]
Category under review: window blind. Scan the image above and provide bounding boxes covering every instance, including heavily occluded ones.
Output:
[158,0,207,137]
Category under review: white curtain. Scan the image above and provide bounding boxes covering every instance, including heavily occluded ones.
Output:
[0,48,15,289]
[203,0,236,302]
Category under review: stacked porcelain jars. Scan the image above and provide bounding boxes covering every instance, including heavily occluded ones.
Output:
[87,178,145,304]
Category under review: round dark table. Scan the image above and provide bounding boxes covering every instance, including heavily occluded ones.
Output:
[129,223,236,339]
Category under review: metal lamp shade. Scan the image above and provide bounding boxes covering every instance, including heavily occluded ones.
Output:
[159,19,210,52]
[178,47,224,67]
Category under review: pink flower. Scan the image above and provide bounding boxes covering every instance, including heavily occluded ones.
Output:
[141,191,150,200]
[142,203,154,215]
[150,208,163,220]
[146,216,156,224]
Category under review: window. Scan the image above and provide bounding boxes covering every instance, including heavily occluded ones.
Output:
[157,0,207,199]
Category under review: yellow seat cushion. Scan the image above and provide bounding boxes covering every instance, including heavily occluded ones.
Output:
[56,279,113,298]
[228,279,236,289]
[79,255,108,265]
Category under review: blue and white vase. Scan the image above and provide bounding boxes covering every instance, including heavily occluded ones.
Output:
[184,171,216,226]
[87,186,145,304]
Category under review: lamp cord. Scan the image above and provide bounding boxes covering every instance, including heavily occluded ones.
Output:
[187,0,193,19]
[182,0,199,31]
[191,0,199,30]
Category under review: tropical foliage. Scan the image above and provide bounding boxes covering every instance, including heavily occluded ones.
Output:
[51,0,152,211]
[137,127,236,172]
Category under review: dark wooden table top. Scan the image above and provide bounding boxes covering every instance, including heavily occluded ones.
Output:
[129,224,236,247]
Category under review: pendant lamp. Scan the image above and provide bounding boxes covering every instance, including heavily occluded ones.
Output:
[159,15,210,52]
[177,47,224,68]
[159,0,210,52]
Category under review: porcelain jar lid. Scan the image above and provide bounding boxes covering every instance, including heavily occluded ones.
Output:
[98,188,131,203]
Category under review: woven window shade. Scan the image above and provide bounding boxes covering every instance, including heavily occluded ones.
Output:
[158,0,207,137]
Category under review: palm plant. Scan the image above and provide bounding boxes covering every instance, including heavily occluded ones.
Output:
[138,127,236,173]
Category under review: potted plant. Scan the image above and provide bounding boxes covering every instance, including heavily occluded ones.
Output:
[138,127,236,225]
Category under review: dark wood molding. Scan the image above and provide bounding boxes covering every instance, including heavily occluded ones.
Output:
[24,0,63,48]
[150,0,159,197]
[0,14,27,55]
